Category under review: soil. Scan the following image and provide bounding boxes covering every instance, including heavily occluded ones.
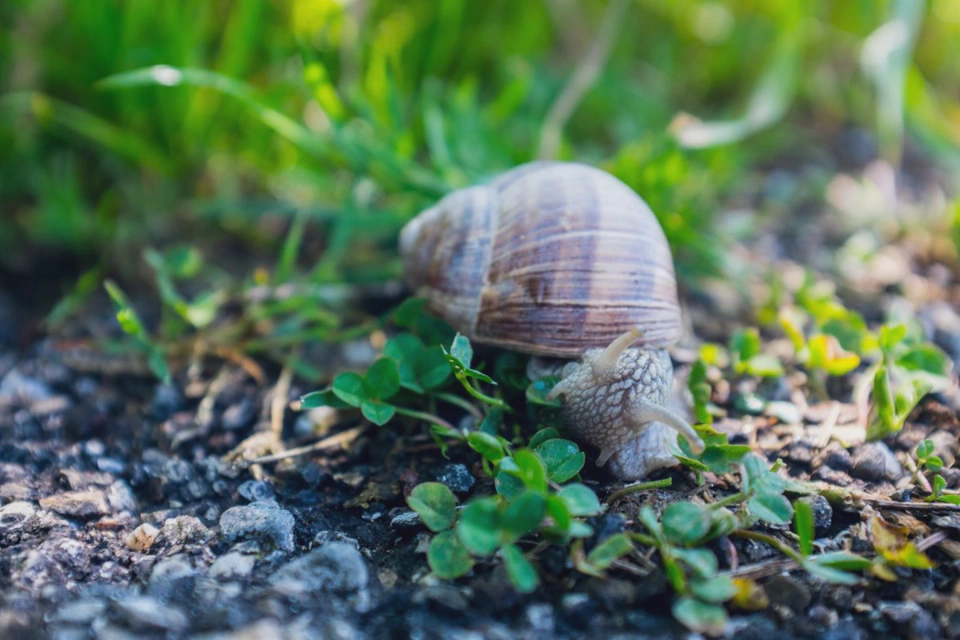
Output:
[3,137,960,639]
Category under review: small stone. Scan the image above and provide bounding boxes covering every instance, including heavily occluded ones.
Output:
[412,585,469,612]
[525,603,554,632]
[0,368,53,405]
[435,464,475,495]
[389,510,421,530]
[106,481,138,513]
[208,552,256,581]
[50,598,108,625]
[160,515,210,546]
[219,501,295,552]
[763,575,811,611]
[126,523,160,552]
[797,494,832,536]
[0,483,32,502]
[114,595,188,632]
[221,398,256,430]
[312,530,360,549]
[851,443,903,482]
[808,604,838,627]
[150,383,183,420]
[238,480,275,503]
[39,490,110,518]
[269,542,368,595]
[820,445,853,472]
[0,501,36,533]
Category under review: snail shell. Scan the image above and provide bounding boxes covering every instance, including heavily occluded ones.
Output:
[399,162,682,356]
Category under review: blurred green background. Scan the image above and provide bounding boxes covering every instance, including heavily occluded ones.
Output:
[2,0,959,289]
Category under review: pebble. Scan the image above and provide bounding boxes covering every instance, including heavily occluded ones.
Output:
[763,575,811,611]
[927,430,958,468]
[49,598,108,625]
[0,483,32,502]
[389,510,422,530]
[39,490,110,518]
[237,480,275,503]
[114,595,188,632]
[525,603,555,633]
[850,442,903,482]
[313,530,360,549]
[435,464,475,495]
[208,552,256,581]
[219,501,295,552]
[125,523,160,552]
[269,542,369,595]
[160,515,210,546]
[221,398,256,431]
[150,383,184,421]
[0,368,53,405]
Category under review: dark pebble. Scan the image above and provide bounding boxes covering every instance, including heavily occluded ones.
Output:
[219,501,295,552]
[763,575,811,611]
[850,443,903,482]
[238,480,275,502]
[269,542,369,595]
[221,398,256,431]
[434,463,475,495]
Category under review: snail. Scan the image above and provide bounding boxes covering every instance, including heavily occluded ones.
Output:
[398,161,705,479]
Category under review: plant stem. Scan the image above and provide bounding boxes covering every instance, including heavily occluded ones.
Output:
[733,530,805,564]
[394,407,457,432]
[434,392,483,420]
[458,375,509,410]
[606,478,673,504]
[627,532,657,547]
[709,491,748,510]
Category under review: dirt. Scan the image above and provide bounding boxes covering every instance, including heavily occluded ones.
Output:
[3,138,960,639]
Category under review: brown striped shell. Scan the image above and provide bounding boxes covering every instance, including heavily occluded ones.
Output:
[398,162,682,358]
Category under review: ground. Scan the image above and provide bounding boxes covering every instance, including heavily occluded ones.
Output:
[2,136,960,640]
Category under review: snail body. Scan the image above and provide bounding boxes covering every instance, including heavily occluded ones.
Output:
[399,162,704,478]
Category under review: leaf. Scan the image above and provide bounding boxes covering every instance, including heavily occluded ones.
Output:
[730,328,761,368]
[586,533,634,570]
[794,500,815,557]
[419,346,452,389]
[456,498,500,555]
[672,597,728,636]
[428,530,474,579]
[916,439,935,460]
[535,439,585,483]
[673,548,718,579]
[494,465,525,499]
[500,492,546,540]
[880,323,908,352]
[731,578,769,611]
[801,560,860,585]
[925,456,944,472]
[870,513,935,569]
[510,449,548,493]
[299,389,350,409]
[365,357,401,400]
[449,334,474,369]
[360,401,395,426]
[748,493,794,525]
[545,495,572,531]
[99,66,329,158]
[743,354,784,377]
[557,484,603,517]
[479,409,503,435]
[528,428,561,449]
[525,379,562,407]
[690,575,737,603]
[808,551,873,571]
[807,334,861,376]
[740,454,787,496]
[406,482,457,532]
[331,372,367,407]
[662,501,711,546]
[467,432,505,462]
[501,544,539,593]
